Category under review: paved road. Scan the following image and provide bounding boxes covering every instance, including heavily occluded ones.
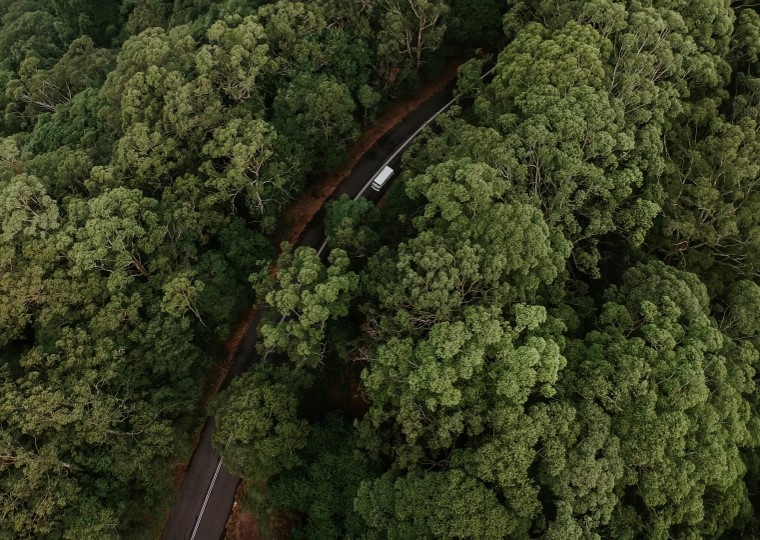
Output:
[161,78,460,540]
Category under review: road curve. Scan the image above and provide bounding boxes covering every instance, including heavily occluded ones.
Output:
[161,78,459,540]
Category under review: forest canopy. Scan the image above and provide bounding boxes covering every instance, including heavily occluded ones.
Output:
[0,0,489,536]
[3,0,760,539]
[214,1,760,539]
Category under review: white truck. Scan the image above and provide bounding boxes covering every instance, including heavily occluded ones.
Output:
[371,166,394,191]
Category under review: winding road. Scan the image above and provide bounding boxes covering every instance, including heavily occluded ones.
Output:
[161,77,462,540]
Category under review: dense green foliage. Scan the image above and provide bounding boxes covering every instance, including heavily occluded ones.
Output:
[6,0,760,538]
[0,0,478,536]
[213,1,760,539]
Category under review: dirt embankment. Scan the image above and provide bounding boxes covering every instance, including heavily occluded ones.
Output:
[277,61,463,246]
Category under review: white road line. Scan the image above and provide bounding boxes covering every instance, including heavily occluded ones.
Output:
[316,238,329,258]
[190,458,223,540]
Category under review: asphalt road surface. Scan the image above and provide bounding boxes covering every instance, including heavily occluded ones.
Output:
[161,78,459,540]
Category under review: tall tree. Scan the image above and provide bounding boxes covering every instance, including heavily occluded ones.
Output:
[375,0,448,88]
[213,364,309,481]
[259,245,359,370]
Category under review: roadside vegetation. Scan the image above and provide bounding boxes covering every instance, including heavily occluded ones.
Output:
[0,0,497,536]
